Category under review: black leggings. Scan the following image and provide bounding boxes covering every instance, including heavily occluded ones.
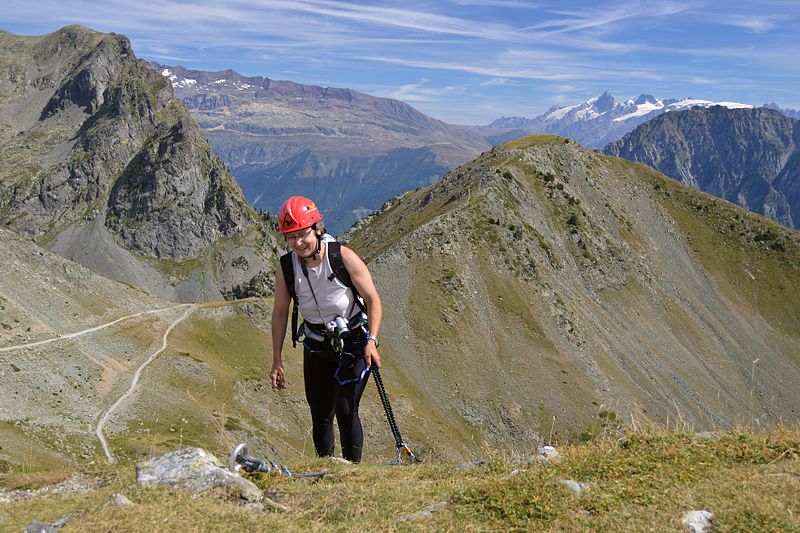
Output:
[303,341,370,462]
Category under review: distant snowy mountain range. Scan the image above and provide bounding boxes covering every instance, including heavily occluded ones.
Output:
[477,92,800,148]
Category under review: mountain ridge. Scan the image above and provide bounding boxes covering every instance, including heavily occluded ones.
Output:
[0,26,280,301]
[603,106,800,229]
[345,134,800,445]
[2,134,799,471]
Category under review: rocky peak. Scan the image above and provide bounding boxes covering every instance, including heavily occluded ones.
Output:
[106,114,251,259]
[591,91,616,113]
[42,33,138,118]
[0,27,278,300]
[634,94,658,105]
[603,106,800,229]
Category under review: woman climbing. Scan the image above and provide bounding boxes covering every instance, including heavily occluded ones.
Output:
[269,195,382,463]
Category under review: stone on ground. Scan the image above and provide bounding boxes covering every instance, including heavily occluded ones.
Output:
[136,447,262,502]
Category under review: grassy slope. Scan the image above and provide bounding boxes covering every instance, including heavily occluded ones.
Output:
[347,134,800,444]
[2,425,798,531]
[630,159,800,342]
[6,133,798,472]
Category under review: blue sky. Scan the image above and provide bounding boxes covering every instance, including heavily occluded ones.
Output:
[2,1,798,124]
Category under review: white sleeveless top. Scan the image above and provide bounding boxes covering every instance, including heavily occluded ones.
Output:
[291,246,359,325]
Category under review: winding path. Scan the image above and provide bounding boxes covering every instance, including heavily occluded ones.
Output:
[0,304,192,353]
[0,302,198,464]
[95,305,196,463]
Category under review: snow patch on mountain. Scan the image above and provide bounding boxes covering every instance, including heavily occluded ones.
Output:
[478,92,766,147]
[614,101,664,122]
[544,104,579,121]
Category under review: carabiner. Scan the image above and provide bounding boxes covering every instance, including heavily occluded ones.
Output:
[396,443,416,464]
[333,336,345,353]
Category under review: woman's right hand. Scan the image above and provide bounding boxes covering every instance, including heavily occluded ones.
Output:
[270,362,285,390]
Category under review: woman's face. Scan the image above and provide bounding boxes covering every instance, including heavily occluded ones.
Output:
[285,227,319,257]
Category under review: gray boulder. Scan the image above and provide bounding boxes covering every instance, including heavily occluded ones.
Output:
[683,510,714,532]
[558,479,590,495]
[110,492,133,506]
[24,521,57,533]
[538,445,561,463]
[397,499,450,522]
[136,447,262,502]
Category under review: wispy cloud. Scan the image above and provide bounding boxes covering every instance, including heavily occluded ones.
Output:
[382,82,457,102]
[716,14,786,33]
[1,0,798,124]
[686,76,717,85]
[451,0,542,8]
[358,54,580,81]
[551,94,573,104]
[480,78,511,87]
[525,2,688,33]
[247,0,517,41]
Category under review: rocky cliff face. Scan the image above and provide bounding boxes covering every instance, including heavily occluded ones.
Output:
[604,107,800,229]
[153,63,490,234]
[345,135,800,447]
[105,115,248,260]
[0,26,280,300]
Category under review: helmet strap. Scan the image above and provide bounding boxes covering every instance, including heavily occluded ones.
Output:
[312,223,323,259]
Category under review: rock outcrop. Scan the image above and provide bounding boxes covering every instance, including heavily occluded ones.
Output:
[136,447,262,502]
[0,26,279,300]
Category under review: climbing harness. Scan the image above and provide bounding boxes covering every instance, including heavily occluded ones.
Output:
[281,241,365,348]
[229,443,327,479]
[372,366,416,464]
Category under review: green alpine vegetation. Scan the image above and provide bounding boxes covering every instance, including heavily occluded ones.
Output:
[2,52,800,527]
[346,134,800,449]
[2,425,798,531]
[3,132,800,468]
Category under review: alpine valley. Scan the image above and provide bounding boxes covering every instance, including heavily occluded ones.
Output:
[153,63,490,234]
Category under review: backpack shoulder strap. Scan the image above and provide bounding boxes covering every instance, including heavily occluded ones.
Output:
[279,252,300,347]
[326,242,351,287]
[279,252,296,300]
[327,242,367,314]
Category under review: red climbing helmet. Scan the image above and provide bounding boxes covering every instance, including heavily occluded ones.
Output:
[278,196,323,234]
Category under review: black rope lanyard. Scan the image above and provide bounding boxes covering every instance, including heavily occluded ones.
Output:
[372,366,416,464]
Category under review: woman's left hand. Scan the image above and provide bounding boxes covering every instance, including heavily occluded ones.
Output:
[365,340,381,368]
